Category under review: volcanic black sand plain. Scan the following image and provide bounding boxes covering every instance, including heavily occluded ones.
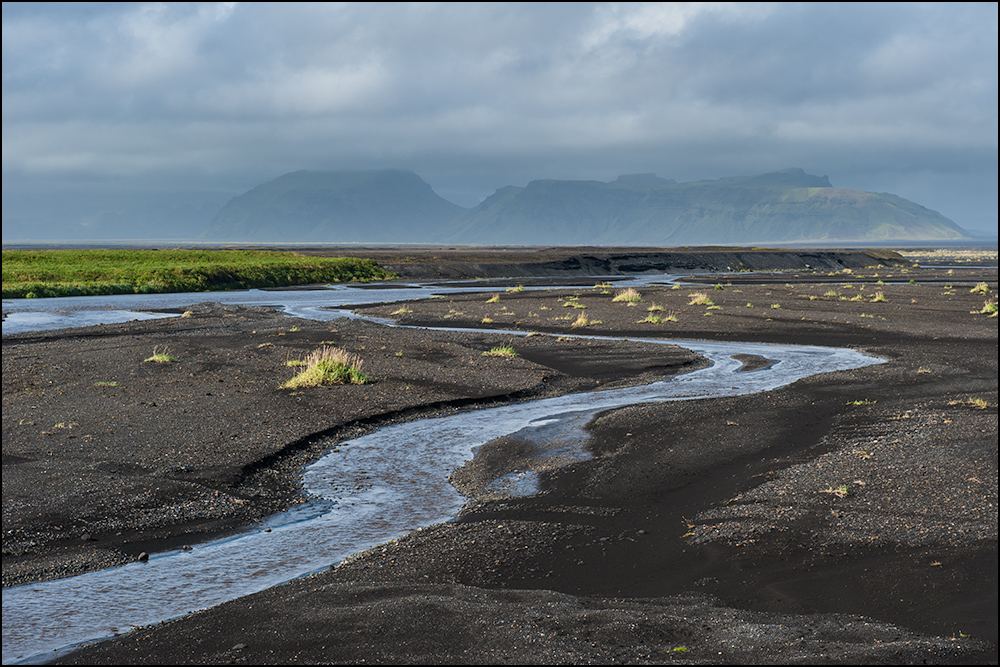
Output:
[2,247,997,664]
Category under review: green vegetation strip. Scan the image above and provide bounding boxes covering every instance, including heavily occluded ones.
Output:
[1,249,395,298]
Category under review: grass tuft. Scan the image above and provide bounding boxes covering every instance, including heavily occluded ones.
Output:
[482,345,518,357]
[688,292,713,306]
[846,398,876,406]
[639,311,678,324]
[820,485,850,498]
[144,346,177,363]
[612,287,643,303]
[970,282,991,295]
[974,300,997,316]
[570,312,600,328]
[949,397,995,409]
[281,346,370,388]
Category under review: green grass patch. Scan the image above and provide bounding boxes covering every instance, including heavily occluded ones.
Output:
[281,346,370,388]
[639,311,678,324]
[2,249,394,299]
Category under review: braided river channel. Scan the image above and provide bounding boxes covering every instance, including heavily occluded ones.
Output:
[2,276,882,664]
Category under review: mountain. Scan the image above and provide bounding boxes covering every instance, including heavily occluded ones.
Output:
[200,167,972,245]
[203,169,465,242]
[448,168,971,245]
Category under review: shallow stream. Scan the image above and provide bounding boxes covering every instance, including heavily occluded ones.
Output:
[1,278,882,664]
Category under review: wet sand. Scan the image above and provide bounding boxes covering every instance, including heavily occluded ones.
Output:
[3,258,997,664]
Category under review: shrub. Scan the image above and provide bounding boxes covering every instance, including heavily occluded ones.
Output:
[281,346,370,388]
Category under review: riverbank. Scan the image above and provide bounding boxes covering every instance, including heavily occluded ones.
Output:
[3,263,997,664]
[3,304,704,589]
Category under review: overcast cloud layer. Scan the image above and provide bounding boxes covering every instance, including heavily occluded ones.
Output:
[2,2,997,236]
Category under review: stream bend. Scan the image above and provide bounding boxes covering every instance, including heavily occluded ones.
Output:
[1,286,882,665]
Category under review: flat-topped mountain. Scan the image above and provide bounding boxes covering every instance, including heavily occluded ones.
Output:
[203,168,972,244]
[449,168,969,244]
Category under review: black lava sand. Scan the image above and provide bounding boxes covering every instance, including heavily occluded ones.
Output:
[3,260,997,664]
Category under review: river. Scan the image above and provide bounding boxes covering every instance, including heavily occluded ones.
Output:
[1,277,882,664]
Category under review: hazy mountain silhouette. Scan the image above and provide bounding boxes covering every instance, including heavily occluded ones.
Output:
[448,168,971,244]
[203,170,465,242]
[203,167,971,244]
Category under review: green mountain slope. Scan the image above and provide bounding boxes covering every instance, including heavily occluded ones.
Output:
[203,170,465,242]
[449,169,970,244]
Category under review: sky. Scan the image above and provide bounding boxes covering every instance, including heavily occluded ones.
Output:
[2,2,998,236]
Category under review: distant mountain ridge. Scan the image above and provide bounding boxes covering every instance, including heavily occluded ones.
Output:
[203,169,465,243]
[202,167,972,244]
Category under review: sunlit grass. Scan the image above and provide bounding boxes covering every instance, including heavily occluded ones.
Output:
[281,346,370,388]
[144,346,177,363]
[612,287,643,303]
[482,345,518,357]
[688,292,713,306]
[2,249,393,299]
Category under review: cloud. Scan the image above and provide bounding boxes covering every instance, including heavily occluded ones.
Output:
[2,2,996,228]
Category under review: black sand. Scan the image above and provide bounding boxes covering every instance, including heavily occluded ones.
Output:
[2,255,996,664]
